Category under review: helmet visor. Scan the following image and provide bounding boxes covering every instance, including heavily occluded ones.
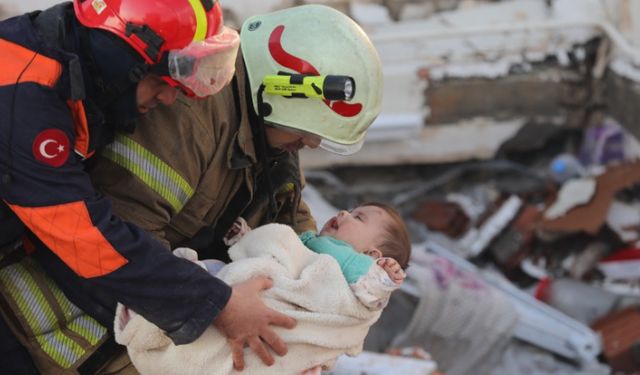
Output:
[266,122,367,155]
[168,26,240,98]
[319,137,365,155]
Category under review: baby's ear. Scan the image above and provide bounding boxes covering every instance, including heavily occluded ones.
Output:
[365,248,383,259]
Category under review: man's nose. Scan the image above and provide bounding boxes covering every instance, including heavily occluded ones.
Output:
[302,135,321,149]
[158,86,178,105]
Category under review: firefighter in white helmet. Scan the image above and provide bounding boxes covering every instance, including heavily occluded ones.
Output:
[89,4,383,371]
[241,4,383,155]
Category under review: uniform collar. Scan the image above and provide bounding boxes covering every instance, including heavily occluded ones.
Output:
[227,54,257,169]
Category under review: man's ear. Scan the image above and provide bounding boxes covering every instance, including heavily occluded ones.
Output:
[364,248,383,259]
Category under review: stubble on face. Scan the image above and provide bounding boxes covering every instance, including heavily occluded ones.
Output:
[136,74,178,114]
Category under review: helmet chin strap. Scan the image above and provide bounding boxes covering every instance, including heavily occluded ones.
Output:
[256,84,278,218]
[79,27,150,129]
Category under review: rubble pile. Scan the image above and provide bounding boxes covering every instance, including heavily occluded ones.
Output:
[308,116,640,374]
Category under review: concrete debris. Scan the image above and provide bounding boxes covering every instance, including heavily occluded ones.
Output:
[598,248,640,281]
[396,158,640,372]
[458,195,522,257]
[380,248,519,375]
[307,153,640,374]
[566,242,610,280]
[326,351,438,375]
[499,122,569,156]
[411,200,470,238]
[543,178,596,220]
[539,162,640,235]
[307,153,640,373]
[427,244,603,365]
[592,306,640,373]
[490,204,542,270]
[490,339,610,375]
[385,346,432,360]
[289,1,640,373]
[535,277,620,325]
[606,200,640,244]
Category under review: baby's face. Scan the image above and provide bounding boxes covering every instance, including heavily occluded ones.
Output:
[319,205,391,254]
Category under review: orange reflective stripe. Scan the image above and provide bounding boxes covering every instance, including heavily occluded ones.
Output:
[66,100,93,158]
[0,39,62,87]
[6,201,128,278]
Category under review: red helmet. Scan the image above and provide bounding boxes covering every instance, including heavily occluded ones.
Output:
[74,0,239,97]
[74,0,223,63]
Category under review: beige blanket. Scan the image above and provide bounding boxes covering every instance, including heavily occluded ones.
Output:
[114,223,381,375]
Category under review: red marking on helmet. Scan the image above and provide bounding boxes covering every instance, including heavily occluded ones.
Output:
[268,25,362,118]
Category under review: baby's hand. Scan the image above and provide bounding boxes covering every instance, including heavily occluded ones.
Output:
[376,257,406,285]
[298,365,322,375]
[223,217,252,246]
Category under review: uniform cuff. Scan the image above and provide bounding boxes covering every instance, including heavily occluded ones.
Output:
[165,279,232,345]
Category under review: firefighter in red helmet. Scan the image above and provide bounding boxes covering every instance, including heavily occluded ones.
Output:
[73,0,240,98]
[0,1,293,373]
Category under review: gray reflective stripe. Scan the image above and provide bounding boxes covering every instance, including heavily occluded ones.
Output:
[49,276,83,319]
[38,331,84,369]
[46,269,107,345]
[0,262,85,367]
[69,315,107,346]
[103,134,194,212]
[1,265,52,332]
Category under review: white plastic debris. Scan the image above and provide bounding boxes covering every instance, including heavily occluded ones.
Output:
[326,351,437,375]
[544,178,596,219]
[606,200,640,243]
[459,195,522,257]
[427,240,602,365]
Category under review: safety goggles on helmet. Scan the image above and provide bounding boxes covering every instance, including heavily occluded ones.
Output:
[167,26,240,98]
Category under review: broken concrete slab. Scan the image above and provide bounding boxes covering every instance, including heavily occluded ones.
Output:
[606,200,640,243]
[598,247,640,280]
[490,204,542,270]
[544,177,597,219]
[539,162,640,235]
[411,200,470,238]
[459,195,522,257]
[592,306,640,373]
[299,117,525,168]
[326,351,438,375]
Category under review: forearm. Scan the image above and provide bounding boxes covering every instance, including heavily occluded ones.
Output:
[28,220,232,345]
[10,194,231,345]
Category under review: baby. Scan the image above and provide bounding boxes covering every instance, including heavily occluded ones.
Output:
[223,201,411,310]
[116,202,411,375]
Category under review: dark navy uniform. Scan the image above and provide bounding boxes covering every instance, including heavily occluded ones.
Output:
[0,5,231,356]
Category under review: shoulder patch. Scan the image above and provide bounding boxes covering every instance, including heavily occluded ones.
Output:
[32,129,70,167]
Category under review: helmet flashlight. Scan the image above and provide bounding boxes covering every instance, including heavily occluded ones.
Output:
[263,74,356,101]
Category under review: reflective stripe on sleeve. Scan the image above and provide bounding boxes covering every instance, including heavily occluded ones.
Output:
[0,257,108,368]
[103,134,195,213]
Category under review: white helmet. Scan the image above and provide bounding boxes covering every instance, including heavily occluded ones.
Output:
[240,5,383,155]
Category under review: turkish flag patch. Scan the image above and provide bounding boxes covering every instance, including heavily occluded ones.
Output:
[32,129,71,167]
